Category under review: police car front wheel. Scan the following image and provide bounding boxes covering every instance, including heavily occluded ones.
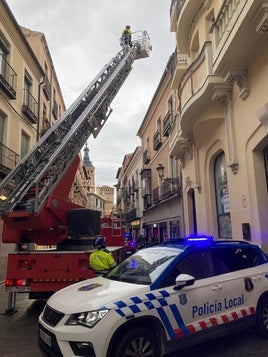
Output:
[256,296,268,338]
[113,326,161,357]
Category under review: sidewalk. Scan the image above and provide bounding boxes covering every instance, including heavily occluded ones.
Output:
[0,283,46,356]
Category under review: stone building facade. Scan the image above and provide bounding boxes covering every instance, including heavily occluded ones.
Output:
[170,0,268,250]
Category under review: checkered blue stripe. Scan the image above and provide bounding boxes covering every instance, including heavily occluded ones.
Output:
[113,290,170,317]
[105,289,183,339]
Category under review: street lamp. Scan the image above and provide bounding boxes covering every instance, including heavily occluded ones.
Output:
[156,163,165,181]
[156,163,181,196]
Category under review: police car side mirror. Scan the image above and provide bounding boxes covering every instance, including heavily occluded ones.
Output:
[173,273,195,291]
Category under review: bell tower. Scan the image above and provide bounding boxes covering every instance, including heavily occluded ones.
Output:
[83,143,95,192]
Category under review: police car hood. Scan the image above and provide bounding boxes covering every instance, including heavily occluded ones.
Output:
[47,276,149,314]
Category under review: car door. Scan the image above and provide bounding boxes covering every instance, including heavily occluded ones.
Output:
[209,246,261,321]
[158,249,227,341]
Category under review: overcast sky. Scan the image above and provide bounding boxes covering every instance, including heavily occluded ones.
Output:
[6,0,175,186]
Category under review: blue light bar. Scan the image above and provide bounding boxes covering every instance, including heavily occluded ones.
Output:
[186,235,214,244]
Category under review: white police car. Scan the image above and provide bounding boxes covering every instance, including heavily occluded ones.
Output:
[38,237,268,357]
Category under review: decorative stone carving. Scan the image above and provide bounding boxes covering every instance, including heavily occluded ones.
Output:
[212,87,238,174]
[176,138,193,167]
[224,68,249,101]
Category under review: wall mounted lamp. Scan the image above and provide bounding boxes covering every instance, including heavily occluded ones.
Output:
[156,163,165,181]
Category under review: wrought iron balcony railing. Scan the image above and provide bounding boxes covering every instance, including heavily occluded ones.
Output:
[0,54,17,99]
[0,142,19,177]
[163,110,173,137]
[22,88,38,123]
[153,129,162,150]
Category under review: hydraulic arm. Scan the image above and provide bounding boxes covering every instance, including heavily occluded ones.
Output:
[0,31,150,215]
[0,31,151,244]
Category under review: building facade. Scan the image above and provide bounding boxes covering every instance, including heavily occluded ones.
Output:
[0,0,44,280]
[20,26,65,138]
[137,54,182,243]
[116,147,144,239]
[96,185,114,218]
[170,0,268,250]
[0,1,90,281]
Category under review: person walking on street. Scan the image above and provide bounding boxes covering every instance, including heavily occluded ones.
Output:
[89,236,116,274]
[121,25,132,47]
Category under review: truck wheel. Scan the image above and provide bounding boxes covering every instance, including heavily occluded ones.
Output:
[256,296,268,338]
[113,327,161,357]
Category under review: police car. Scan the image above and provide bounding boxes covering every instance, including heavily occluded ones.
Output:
[38,236,268,357]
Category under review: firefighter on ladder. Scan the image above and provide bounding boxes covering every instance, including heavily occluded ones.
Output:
[121,25,132,47]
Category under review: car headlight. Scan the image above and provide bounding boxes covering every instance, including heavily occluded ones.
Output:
[66,309,109,328]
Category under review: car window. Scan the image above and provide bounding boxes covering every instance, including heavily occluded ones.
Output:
[158,250,212,288]
[106,248,178,285]
[211,246,259,275]
[176,250,212,279]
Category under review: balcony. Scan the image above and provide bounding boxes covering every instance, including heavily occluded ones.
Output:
[123,208,137,223]
[162,179,175,200]
[140,168,151,180]
[143,148,150,165]
[176,0,204,53]
[152,187,160,204]
[212,0,268,74]
[163,110,173,137]
[152,179,180,206]
[153,129,162,150]
[0,143,19,178]
[171,52,188,90]
[42,75,51,100]
[143,193,152,209]
[179,41,226,139]
[170,0,186,32]
[22,89,38,124]
[0,54,17,99]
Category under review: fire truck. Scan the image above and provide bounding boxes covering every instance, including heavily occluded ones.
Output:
[0,31,151,313]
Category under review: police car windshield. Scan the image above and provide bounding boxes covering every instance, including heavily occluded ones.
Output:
[106,248,179,285]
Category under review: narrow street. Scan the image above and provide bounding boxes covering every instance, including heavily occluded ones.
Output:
[1,284,268,357]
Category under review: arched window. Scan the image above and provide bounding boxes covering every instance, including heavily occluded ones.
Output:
[214,152,232,238]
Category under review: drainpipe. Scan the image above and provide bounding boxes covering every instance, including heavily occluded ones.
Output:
[37,76,45,141]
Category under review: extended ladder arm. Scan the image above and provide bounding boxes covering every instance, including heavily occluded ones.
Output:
[0,31,151,217]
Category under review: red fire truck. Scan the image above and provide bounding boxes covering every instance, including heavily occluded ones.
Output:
[0,31,151,313]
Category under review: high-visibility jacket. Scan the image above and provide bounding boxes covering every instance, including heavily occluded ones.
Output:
[122,28,131,36]
[89,248,116,271]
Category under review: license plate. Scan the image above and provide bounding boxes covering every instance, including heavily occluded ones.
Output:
[6,286,30,293]
[39,328,52,347]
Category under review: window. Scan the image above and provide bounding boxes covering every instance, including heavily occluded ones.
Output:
[0,111,5,164]
[0,32,10,77]
[263,146,268,192]
[168,96,173,113]
[20,131,30,159]
[211,247,259,275]
[24,70,33,106]
[214,152,232,238]
[0,111,5,143]
[191,31,200,60]
[159,250,212,288]
[176,251,211,279]
[42,103,47,121]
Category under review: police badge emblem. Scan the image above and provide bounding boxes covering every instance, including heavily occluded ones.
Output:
[244,277,254,292]
[178,293,187,305]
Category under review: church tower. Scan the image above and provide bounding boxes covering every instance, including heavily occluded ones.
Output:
[83,143,95,193]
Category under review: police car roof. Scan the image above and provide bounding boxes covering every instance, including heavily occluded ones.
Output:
[150,236,254,252]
